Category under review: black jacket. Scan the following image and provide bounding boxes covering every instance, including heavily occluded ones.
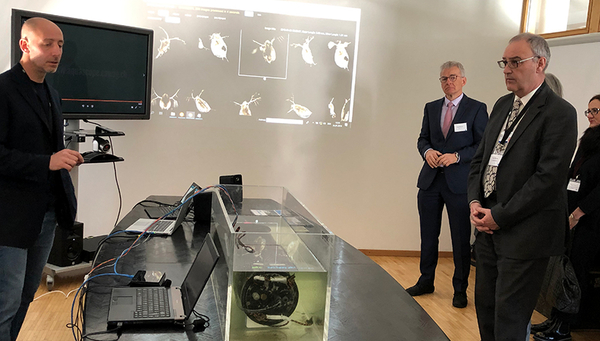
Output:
[0,63,76,248]
[468,82,578,259]
[568,125,600,234]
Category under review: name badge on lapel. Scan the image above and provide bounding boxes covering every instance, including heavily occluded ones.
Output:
[488,153,502,167]
[454,123,467,132]
[567,179,580,192]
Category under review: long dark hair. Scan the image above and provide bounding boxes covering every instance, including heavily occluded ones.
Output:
[579,94,600,158]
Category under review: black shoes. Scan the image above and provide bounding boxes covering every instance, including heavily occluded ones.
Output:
[452,292,467,308]
[531,318,556,334]
[406,283,467,308]
[406,283,434,296]
[532,319,571,341]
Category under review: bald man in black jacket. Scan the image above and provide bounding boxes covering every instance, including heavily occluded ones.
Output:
[0,17,83,341]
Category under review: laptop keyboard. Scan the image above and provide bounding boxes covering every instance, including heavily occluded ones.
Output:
[134,287,171,318]
[151,206,179,218]
[147,220,173,233]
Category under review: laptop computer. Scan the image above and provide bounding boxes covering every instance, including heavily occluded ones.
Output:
[107,233,220,325]
[125,183,200,235]
[144,183,200,220]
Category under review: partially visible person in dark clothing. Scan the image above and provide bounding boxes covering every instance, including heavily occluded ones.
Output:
[532,94,600,341]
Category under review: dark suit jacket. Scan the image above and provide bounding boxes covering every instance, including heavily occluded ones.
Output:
[417,94,488,194]
[467,82,577,259]
[0,63,77,249]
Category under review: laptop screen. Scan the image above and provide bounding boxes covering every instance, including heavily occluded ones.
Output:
[180,233,220,316]
[172,183,200,228]
[181,183,200,203]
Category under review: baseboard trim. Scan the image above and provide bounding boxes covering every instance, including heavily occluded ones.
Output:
[359,249,454,258]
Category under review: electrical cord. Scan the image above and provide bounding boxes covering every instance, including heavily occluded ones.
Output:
[99,187,213,278]
[69,231,151,340]
[108,135,123,228]
[67,185,195,340]
[82,119,123,229]
[93,196,194,280]
[69,273,133,341]
[80,327,121,341]
[134,199,176,207]
[89,230,148,274]
[33,288,78,301]
[190,310,210,332]
[89,234,151,276]
[68,184,239,340]
[65,135,74,149]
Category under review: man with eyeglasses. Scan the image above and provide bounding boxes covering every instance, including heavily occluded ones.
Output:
[467,33,577,341]
[410,61,488,309]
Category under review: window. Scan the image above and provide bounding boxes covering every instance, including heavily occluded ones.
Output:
[521,0,600,38]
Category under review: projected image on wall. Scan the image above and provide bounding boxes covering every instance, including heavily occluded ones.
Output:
[239,33,288,79]
[146,1,360,129]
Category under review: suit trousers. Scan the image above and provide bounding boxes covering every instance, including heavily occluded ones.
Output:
[475,231,549,341]
[417,169,471,292]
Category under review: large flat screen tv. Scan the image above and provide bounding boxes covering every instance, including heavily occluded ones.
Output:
[11,9,153,120]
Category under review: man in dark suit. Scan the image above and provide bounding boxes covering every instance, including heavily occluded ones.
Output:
[0,17,83,341]
[408,61,488,308]
[468,33,577,340]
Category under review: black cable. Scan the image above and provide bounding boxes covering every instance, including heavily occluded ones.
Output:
[81,327,121,341]
[107,135,123,228]
[77,285,85,340]
[67,275,87,341]
[234,231,255,253]
[82,120,123,228]
[65,135,73,149]
[133,199,175,208]
[65,290,83,340]
[82,119,98,126]
[191,310,210,332]
[90,233,149,271]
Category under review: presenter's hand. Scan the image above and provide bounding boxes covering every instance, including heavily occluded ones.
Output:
[50,149,84,171]
[425,149,441,168]
[471,204,499,234]
[438,153,458,167]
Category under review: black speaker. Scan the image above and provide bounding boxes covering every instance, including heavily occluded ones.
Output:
[81,235,107,263]
[48,221,83,267]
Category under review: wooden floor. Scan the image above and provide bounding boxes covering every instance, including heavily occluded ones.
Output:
[16,275,84,341]
[370,255,600,341]
[16,257,600,341]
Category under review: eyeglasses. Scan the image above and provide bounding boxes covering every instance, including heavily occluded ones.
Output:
[439,74,461,83]
[584,108,600,116]
[497,56,539,69]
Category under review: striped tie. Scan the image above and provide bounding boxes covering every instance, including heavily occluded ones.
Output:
[483,99,522,198]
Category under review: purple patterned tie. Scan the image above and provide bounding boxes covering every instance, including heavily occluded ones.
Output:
[442,102,453,138]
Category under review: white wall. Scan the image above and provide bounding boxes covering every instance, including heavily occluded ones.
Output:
[547,34,600,139]
[1,0,524,251]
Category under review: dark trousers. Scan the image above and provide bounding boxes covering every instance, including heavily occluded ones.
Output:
[417,170,471,293]
[475,232,549,341]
